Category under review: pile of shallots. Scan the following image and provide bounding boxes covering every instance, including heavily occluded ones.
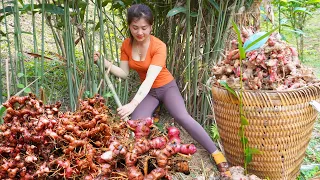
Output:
[212,27,319,90]
[0,94,196,180]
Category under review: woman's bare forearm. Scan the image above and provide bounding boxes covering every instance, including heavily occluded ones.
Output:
[132,65,162,104]
[102,60,129,79]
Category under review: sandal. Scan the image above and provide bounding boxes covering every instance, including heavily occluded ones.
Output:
[211,151,232,178]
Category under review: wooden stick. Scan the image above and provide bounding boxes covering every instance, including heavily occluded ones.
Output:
[96,60,129,121]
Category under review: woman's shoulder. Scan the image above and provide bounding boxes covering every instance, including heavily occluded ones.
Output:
[150,35,166,48]
[122,38,131,46]
[121,38,132,52]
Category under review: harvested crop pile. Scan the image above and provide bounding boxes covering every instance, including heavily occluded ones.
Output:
[212,27,319,90]
[0,94,196,179]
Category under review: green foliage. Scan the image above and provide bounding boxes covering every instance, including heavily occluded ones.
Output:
[166,6,187,17]
[298,166,320,180]
[166,6,197,18]
[243,27,278,52]
[240,115,249,125]
[272,0,320,60]
[16,73,32,94]
[207,0,220,12]
[23,58,70,105]
[0,105,6,124]
[304,136,320,163]
[210,124,220,141]
[219,80,237,97]
[103,91,113,99]
[153,122,165,133]
[0,3,64,17]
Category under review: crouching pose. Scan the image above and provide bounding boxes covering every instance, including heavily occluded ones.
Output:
[94,3,231,177]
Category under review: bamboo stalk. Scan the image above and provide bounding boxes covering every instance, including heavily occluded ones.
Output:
[85,0,93,96]
[40,0,45,88]
[14,0,27,87]
[97,0,106,96]
[185,0,191,110]
[31,0,39,95]
[201,6,215,125]
[91,1,98,96]
[111,10,123,97]
[46,15,64,56]
[64,0,77,111]
[0,34,2,104]
[1,0,14,98]
[103,7,121,98]
[192,0,203,119]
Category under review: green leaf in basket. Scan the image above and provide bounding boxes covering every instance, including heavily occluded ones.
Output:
[243,32,269,52]
[240,115,249,125]
[231,21,245,60]
[244,26,279,52]
[232,21,243,48]
[240,136,248,145]
[239,46,246,60]
[245,148,253,163]
[219,80,237,98]
[240,108,245,115]
[249,147,261,155]
[238,128,243,136]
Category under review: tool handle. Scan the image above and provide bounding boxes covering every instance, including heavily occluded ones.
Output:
[97,60,129,122]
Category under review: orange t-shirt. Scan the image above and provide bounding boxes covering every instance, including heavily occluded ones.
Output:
[120,35,174,88]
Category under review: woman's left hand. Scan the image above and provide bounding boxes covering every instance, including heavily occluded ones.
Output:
[117,101,138,119]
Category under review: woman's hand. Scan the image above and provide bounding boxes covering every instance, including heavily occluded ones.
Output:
[94,52,112,67]
[117,100,139,119]
[93,52,100,64]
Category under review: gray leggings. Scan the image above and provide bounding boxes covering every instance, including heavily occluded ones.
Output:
[131,80,217,153]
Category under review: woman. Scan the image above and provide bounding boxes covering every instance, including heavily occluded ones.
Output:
[94,3,231,177]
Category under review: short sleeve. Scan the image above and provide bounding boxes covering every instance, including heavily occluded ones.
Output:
[150,43,166,67]
[120,40,129,61]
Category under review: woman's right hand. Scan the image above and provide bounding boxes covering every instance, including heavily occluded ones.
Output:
[93,52,100,64]
[94,52,112,67]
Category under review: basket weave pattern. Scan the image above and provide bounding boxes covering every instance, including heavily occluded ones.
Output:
[212,85,320,179]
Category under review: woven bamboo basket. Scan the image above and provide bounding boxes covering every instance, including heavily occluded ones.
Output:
[211,85,320,180]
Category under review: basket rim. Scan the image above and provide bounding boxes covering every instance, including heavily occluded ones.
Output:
[212,83,320,93]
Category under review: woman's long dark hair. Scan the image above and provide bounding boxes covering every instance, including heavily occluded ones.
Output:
[127,4,153,43]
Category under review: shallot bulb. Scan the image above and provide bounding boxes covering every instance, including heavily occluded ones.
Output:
[180,144,197,155]
[167,126,180,138]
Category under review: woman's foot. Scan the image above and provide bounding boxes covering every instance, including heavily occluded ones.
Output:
[211,151,231,178]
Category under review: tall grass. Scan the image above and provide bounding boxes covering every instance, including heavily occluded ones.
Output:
[0,0,251,124]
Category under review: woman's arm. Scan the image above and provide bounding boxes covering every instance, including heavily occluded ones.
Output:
[102,59,130,79]
[117,65,162,119]
[94,52,129,79]
[132,65,162,104]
